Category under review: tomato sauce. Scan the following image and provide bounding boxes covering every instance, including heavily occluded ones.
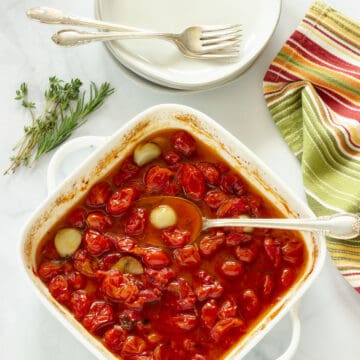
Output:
[36,129,307,360]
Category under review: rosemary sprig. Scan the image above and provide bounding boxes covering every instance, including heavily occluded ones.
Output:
[5,77,114,174]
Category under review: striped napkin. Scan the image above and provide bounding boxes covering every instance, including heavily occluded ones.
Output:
[263,1,360,292]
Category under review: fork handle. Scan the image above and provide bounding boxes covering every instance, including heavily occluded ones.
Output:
[203,213,360,240]
[52,29,178,47]
[27,6,144,32]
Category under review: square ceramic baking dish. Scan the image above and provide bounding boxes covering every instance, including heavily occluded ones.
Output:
[20,104,326,360]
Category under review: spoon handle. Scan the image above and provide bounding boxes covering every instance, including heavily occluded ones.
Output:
[26,7,144,32]
[203,213,360,240]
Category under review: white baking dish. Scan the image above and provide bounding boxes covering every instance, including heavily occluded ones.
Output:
[20,104,326,360]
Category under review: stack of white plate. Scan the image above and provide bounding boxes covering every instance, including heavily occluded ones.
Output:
[94,0,281,91]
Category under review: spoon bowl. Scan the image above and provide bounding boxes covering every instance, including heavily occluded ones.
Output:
[136,196,202,245]
[138,196,360,242]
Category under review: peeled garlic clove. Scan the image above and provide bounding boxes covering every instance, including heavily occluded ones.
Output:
[150,205,177,229]
[112,256,144,274]
[238,214,254,233]
[54,228,82,257]
[133,142,161,166]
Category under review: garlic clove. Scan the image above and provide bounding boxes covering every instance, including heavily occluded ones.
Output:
[133,142,161,166]
[112,256,144,274]
[150,205,177,229]
[54,228,82,257]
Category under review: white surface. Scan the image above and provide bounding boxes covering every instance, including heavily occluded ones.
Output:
[0,1,359,359]
[94,0,281,90]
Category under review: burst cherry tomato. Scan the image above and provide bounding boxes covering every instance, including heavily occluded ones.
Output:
[73,249,98,278]
[121,336,147,356]
[247,194,262,217]
[48,275,71,304]
[70,290,92,320]
[215,162,230,174]
[171,131,196,157]
[199,231,225,257]
[83,301,116,334]
[225,232,252,246]
[220,173,246,196]
[194,271,224,301]
[107,186,137,215]
[153,344,176,359]
[86,182,112,207]
[210,318,244,342]
[41,241,61,260]
[235,245,257,263]
[168,313,198,332]
[86,211,113,232]
[83,229,112,256]
[196,162,220,185]
[101,271,139,302]
[240,289,260,318]
[67,271,86,290]
[218,297,238,319]
[162,181,181,196]
[106,233,137,252]
[138,288,162,303]
[204,190,229,209]
[113,158,140,187]
[145,267,176,289]
[192,354,207,360]
[281,239,304,265]
[167,278,196,311]
[38,261,63,282]
[104,326,127,353]
[98,253,122,271]
[262,274,275,299]
[173,245,200,267]
[162,149,181,165]
[162,226,190,248]
[180,163,206,201]
[67,208,87,228]
[219,260,244,278]
[216,197,249,217]
[118,309,141,331]
[142,247,170,269]
[144,166,173,193]
[125,207,148,236]
[264,238,282,268]
[279,267,295,288]
[201,299,219,328]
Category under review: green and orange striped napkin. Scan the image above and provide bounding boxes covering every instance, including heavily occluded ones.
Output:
[263,1,360,292]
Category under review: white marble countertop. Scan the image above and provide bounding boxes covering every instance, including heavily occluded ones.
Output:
[1,1,360,359]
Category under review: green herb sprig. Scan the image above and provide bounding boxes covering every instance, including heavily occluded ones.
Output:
[5,77,114,174]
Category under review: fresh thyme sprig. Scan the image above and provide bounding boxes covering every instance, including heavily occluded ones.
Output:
[5,77,114,174]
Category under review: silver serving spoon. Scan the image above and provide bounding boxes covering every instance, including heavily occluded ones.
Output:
[138,196,360,240]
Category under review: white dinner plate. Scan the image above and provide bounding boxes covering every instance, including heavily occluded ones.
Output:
[94,0,281,91]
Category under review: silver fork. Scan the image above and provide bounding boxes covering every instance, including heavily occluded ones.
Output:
[27,7,242,59]
[51,27,242,58]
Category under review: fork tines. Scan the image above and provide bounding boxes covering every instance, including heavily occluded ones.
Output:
[200,24,242,55]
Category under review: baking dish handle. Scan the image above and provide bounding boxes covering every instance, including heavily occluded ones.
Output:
[275,304,301,360]
[47,135,107,192]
